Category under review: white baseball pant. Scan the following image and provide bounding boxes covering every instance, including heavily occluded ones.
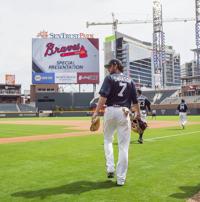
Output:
[103,106,131,184]
[141,110,147,123]
[179,112,187,126]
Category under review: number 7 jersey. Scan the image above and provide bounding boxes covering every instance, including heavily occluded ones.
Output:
[99,73,138,108]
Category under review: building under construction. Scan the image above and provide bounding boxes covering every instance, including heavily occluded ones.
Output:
[181,58,200,96]
[104,32,181,89]
[180,0,200,96]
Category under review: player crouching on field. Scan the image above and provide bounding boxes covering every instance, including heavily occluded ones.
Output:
[177,99,188,129]
[136,89,151,144]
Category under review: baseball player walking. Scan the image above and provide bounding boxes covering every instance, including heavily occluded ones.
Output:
[151,109,157,119]
[136,89,151,144]
[92,59,140,186]
[177,99,188,129]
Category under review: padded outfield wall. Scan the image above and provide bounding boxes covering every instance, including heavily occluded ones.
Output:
[152,103,200,115]
[36,92,95,111]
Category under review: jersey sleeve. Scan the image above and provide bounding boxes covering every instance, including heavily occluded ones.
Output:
[185,104,188,111]
[145,98,151,112]
[99,76,112,98]
[177,104,180,111]
[130,81,138,104]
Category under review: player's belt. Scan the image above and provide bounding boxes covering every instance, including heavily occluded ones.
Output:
[108,104,129,108]
[112,104,122,107]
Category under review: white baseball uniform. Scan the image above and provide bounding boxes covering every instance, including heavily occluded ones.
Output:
[99,72,138,185]
[179,112,187,126]
[177,102,188,128]
[104,107,131,185]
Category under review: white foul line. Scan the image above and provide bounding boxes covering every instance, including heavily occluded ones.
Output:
[145,130,200,142]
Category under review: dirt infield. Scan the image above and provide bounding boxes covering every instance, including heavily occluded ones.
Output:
[0,132,93,144]
[0,120,199,144]
[187,192,200,202]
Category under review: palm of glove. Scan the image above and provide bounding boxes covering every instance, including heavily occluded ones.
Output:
[90,116,100,132]
[131,118,147,134]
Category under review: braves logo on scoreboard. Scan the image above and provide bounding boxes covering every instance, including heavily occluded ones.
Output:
[44,43,88,58]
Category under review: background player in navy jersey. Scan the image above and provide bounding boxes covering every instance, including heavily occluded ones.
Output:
[177,99,188,129]
[151,109,157,119]
[136,89,151,144]
[92,59,141,186]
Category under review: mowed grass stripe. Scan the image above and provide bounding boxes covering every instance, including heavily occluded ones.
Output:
[147,115,200,122]
[145,130,200,142]
[0,120,199,139]
[0,123,200,202]
[136,124,200,139]
[0,124,80,138]
[0,115,199,122]
[0,117,92,121]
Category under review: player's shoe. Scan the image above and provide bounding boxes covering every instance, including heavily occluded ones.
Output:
[182,124,185,129]
[107,172,114,178]
[116,180,125,186]
[138,139,143,144]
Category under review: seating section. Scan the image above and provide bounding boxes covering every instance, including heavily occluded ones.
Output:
[0,104,37,112]
[0,104,18,112]
[155,90,177,104]
[196,96,200,102]
[161,97,180,104]
[141,91,155,103]
[143,90,177,104]
[18,104,36,112]
[89,90,180,106]
[161,96,200,104]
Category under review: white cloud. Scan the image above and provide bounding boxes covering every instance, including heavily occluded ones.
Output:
[0,0,196,90]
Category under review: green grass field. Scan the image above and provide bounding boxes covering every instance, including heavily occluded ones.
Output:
[0,115,199,121]
[0,124,80,138]
[0,116,200,202]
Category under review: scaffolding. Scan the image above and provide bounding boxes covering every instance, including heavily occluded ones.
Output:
[195,0,200,75]
[153,0,165,88]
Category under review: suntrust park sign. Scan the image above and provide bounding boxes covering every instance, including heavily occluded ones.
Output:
[37,31,94,39]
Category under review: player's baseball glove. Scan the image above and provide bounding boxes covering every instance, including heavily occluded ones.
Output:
[131,117,148,134]
[90,116,100,132]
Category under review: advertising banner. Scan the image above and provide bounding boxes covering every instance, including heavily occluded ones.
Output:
[5,75,15,85]
[32,38,99,84]
[55,72,77,84]
[77,72,99,84]
[32,72,55,84]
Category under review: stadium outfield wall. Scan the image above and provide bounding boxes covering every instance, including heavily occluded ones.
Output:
[36,92,95,111]
[152,103,200,115]
[0,105,199,117]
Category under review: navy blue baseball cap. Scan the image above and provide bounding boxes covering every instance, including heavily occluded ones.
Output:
[104,59,123,68]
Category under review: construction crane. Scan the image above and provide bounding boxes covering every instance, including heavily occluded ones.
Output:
[153,0,165,88]
[86,13,194,61]
[86,14,195,34]
[86,17,195,28]
[195,0,200,74]
[86,12,194,86]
